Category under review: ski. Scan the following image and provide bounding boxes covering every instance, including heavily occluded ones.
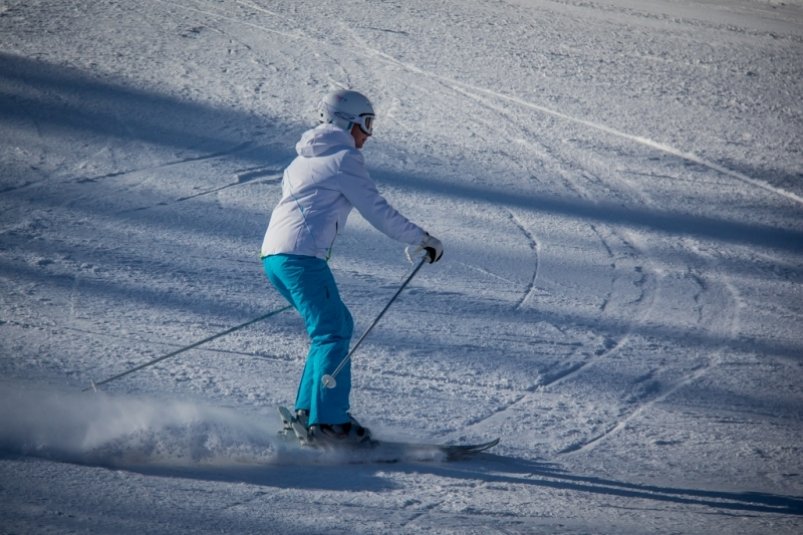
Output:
[372,437,500,462]
[277,406,499,462]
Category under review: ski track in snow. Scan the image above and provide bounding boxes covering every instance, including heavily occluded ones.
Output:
[79,141,254,184]
[548,175,751,455]
[508,210,539,310]
[559,270,742,456]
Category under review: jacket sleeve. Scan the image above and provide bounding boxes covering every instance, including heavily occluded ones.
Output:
[338,150,427,246]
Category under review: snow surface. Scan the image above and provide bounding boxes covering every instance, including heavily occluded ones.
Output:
[1,0,802,533]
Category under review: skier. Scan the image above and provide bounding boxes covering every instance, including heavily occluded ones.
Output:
[261,89,443,445]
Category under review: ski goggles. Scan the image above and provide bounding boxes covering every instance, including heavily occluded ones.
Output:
[355,113,375,136]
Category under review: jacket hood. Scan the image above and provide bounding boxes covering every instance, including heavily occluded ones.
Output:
[296,124,355,158]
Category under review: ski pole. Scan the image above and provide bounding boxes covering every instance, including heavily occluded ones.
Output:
[83,305,292,392]
[322,255,427,389]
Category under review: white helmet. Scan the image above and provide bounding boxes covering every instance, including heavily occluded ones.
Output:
[319,89,375,136]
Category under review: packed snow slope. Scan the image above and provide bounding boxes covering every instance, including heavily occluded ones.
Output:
[1,0,802,533]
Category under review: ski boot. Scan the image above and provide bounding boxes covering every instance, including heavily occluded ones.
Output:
[309,414,373,448]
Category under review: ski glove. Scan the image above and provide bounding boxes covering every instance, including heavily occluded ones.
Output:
[422,234,444,263]
[407,233,443,263]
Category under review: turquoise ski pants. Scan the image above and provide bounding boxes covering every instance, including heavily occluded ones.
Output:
[262,254,353,426]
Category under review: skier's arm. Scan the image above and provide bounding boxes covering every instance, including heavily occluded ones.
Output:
[338,151,427,246]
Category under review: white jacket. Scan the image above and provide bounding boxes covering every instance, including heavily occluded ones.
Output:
[261,124,426,259]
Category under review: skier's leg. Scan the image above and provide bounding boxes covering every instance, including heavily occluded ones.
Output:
[264,255,315,413]
[263,254,353,426]
[305,302,352,425]
[295,263,353,426]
